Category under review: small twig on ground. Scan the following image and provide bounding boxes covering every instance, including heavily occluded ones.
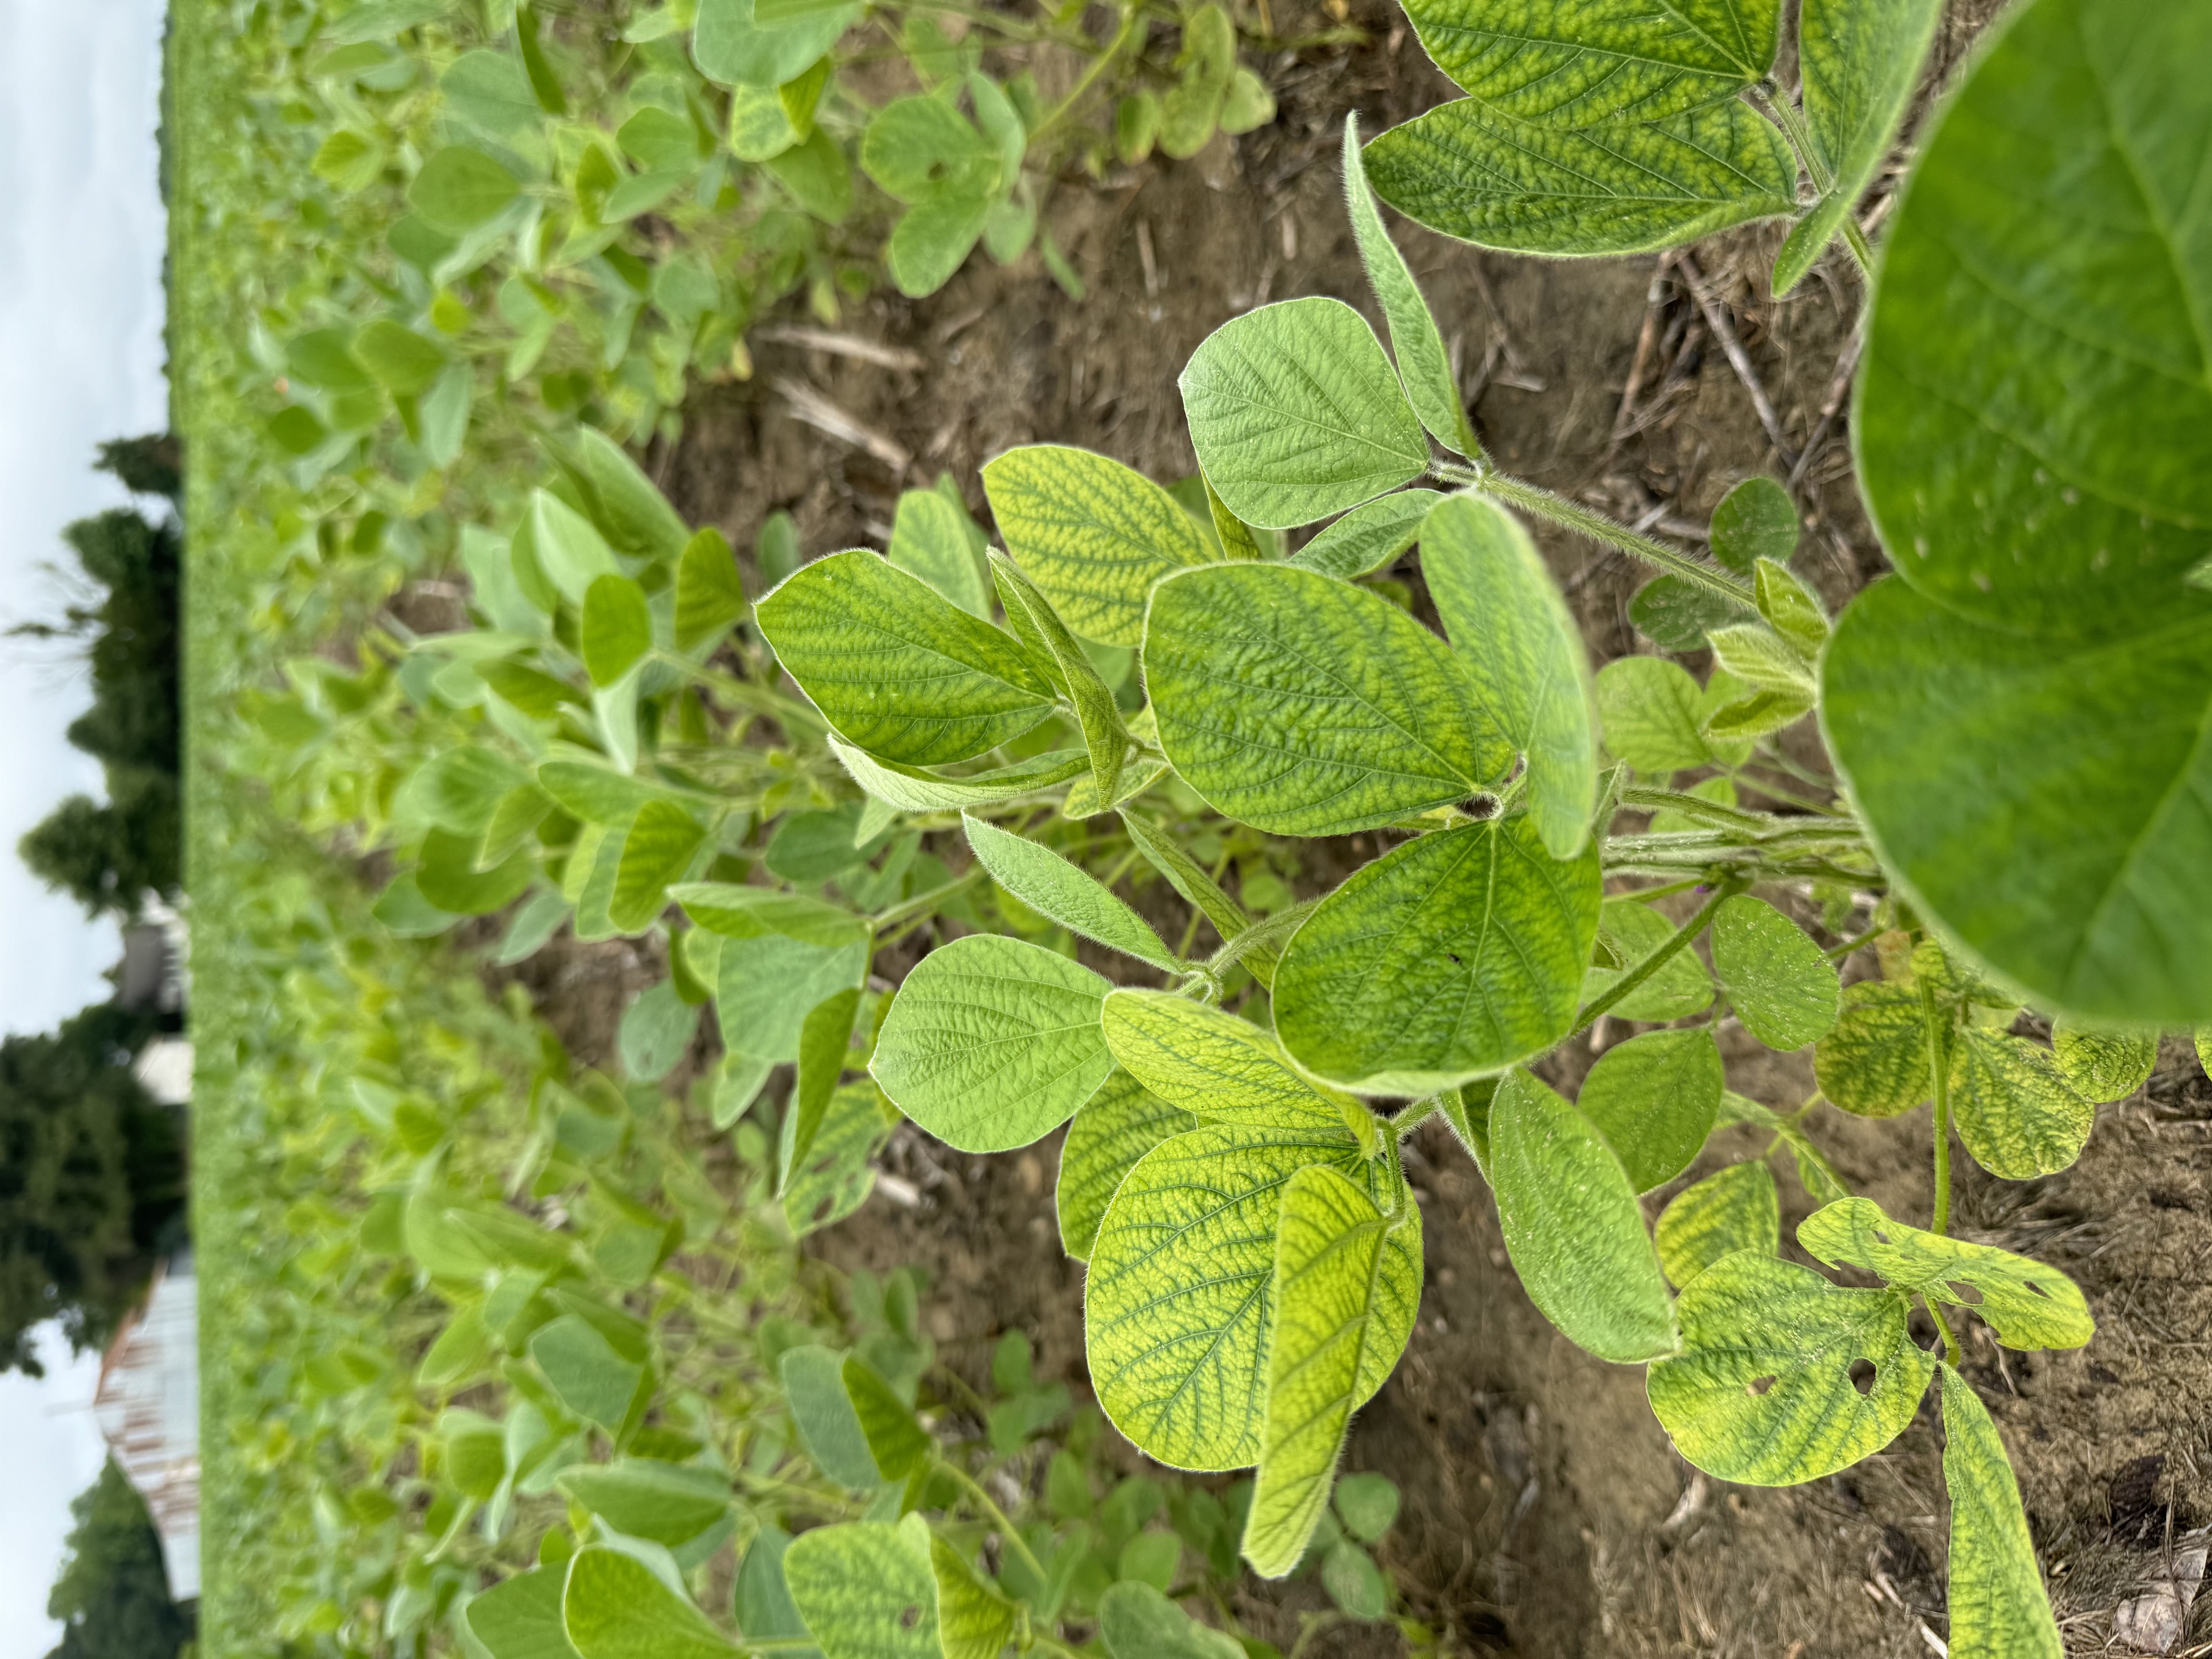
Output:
[1786,326,1869,492]
[1677,251,1798,473]
[774,376,912,474]
[1609,252,1676,451]
[754,324,926,371]
[1137,219,1160,299]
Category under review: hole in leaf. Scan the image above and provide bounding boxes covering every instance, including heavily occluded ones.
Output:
[811,1196,836,1223]
[1849,1359,1877,1396]
[1746,1375,1777,1397]
[1446,952,1464,966]
[899,1605,921,1629]
[1460,794,1500,820]
[2025,1279,2051,1298]
[1872,1229,1891,1245]
[1945,1280,1984,1305]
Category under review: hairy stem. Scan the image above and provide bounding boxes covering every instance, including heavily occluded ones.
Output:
[1437,466,1755,605]
[1573,878,1743,1035]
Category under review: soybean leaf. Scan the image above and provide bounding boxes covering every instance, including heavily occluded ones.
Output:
[409,145,520,232]
[1647,1251,1934,1484]
[617,979,699,1084]
[1086,1124,1418,1469]
[467,1570,580,1659]
[1835,0,2212,1024]
[1334,1472,1400,1542]
[1439,1078,1494,1176]
[693,0,859,88]
[842,1355,931,1480]
[754,550,1054,765]
[735,1530,814,1651]
[1582,897,1714,1022]
[983,445,1214,646]
[1797,1197,2093,1352]
[610,801,705,933]
[1117,811,1250,946]
[442,50,541,137]
[1341,116,1481,457]
[1595,656,1712,774]
[1199,470,1270,563]
[1709,895,1840,1050]
[1364,99,1795,256]
[1708,476,1798,574]
[1576,1028,1724,1192]
[677,883,870,947]
[556,1462,731,1548]
[886,487,989,617]
[1628,573,1750,652]
[1177,297,1429,529]
[562,1547,738,1659]
[1939,1366,2063,1659]
[673,529,747,651]
[765,803,890,884]
[1753,559,1829,658]
[784,1080,892,1237]
[1143,563,1511,836]
[1705,623,1814,697]
[830,740,1091,814]
[1288,490,1443,579]
[1397,0,1778,121]
[989,551,1128,802]
[1274,817,1602,1093]
[1773,0,1942,292]
[783,986,862,1184]
[573,425,690,562]
[929,1534,1018,1659]
[2049,1018,2157,1103]
[1656,1162,1779,1288]
[526,490,621,605]
[784,1520,943,1658]
[1055,1069,1196,1260]
[1101,989,1370,1142]
[1490,1071,1675,1362]
[1814,980,1931,1118]
[1422,495,1596,857]
[869,935,1113,1152]
[690,895,869,1064]
[417,828,536,917]
[779,1346,881,1490]
[1947,1029,2094,1180]
[962,815,1175,969]
[1243,1165,1406,1577]
[1097,1582,1244,1659]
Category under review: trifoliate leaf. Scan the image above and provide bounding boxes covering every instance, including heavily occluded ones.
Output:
[1364,98,1795,256]
[1814,980,1932,1118]
[1341,115,1481,457]
[1085,1124,1418,1469]
[1710,894,1841,1050]
[1177,297,1429,529]
[1490,1070,1677,1363]
[1595,655,1713,774]
[1422,495,1596,859]
[1708,476,1798,575]
[869,935,1114,1152]
[1055,1069,1196,1261]
[1142,563,1511,835]
[2049,1018,2157,1103]
[982,445,1214,647]
[1947,1029,2094,1180]
[1575,1027,1724,1193]
[1647,1251,1934,1485]
[754,550,1054,765]
[783,1519,943,1659]
[1242,1165,1405,1577]
[1656,1162,1779,1288]
[961,816,1176,970]
[1797,1197,2093,1352]
[1288,490,1443,579]
[562,1547,738,1659]
[1274,817,1601,1093]
[1101,990,1370,1141]
[1938,1365,2062,1659]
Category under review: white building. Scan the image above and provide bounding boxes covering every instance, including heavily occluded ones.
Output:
[92,1256,199,1601]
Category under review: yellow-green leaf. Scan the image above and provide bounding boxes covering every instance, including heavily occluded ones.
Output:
[1055,1069,1196,1260]
[1939,1365,2062,1658]
[1655,1162,1778,1288]
[1709,894,1840,1050]
[1101,990,1367,1140]
[1814,979,1931,1118]
[1948,1028,2093,1179]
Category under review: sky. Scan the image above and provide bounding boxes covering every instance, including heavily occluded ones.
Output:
[0,0,173,1650]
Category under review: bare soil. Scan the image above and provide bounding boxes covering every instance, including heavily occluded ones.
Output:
[521,0,2212,1650]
